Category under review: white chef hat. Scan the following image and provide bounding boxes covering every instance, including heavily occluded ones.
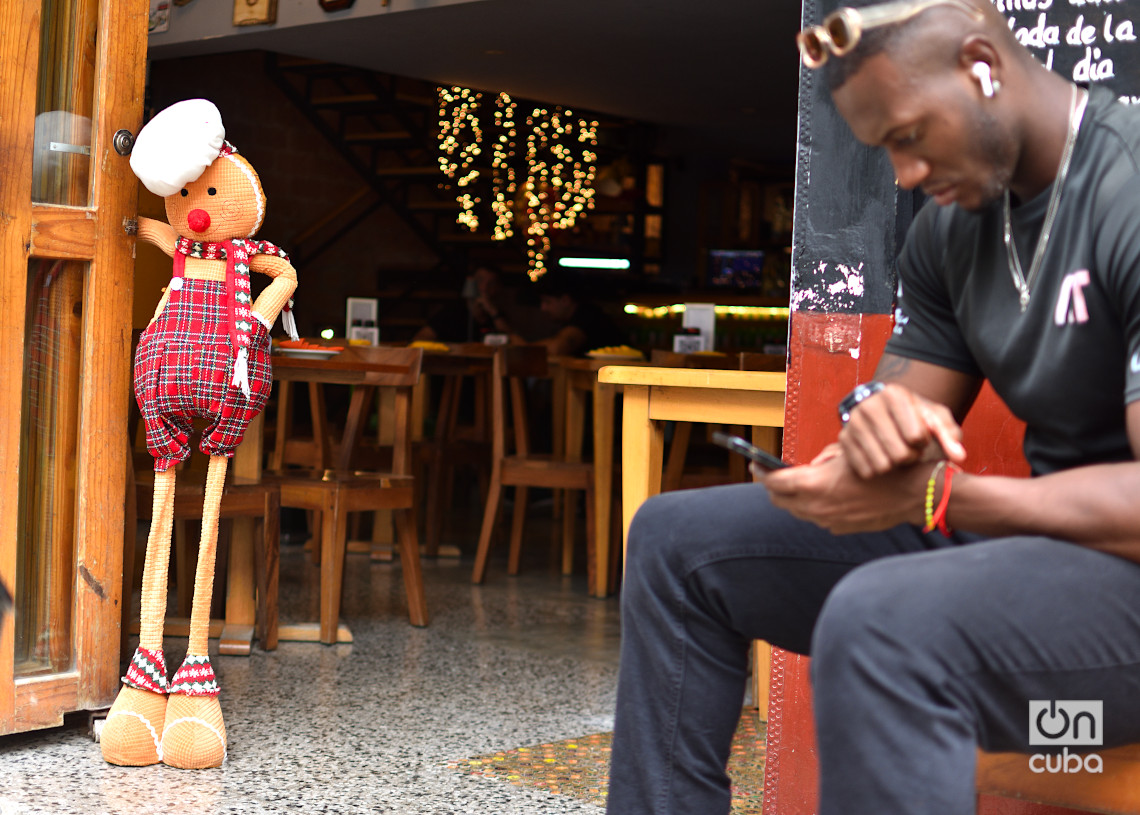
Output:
[129,98,226,197]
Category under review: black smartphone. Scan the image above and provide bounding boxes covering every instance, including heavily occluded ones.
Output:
[711,431,789,471]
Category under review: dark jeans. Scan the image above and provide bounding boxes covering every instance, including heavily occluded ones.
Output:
[606,483,1140,815]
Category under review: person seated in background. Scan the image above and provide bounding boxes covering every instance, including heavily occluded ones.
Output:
[413,265,508,344]
[484,269,627,357]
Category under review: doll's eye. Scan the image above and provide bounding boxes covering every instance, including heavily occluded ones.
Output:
[207,187,217,196]
[180,189,188,197]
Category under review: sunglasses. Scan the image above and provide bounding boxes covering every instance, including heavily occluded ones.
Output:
[797,0,982,68]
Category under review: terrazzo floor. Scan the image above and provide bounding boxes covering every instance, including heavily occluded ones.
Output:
[1,513,623,814]
[1,502,767,814]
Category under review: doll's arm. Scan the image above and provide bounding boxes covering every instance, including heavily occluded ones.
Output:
[137,217,178,257]
[249,254,298,324]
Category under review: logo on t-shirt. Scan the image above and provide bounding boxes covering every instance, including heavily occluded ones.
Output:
[1054,270,1091,326]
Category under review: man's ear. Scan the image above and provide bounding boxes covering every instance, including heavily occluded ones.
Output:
[959,35,1003,92]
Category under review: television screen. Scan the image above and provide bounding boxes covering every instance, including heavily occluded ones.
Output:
[707,250,766,290]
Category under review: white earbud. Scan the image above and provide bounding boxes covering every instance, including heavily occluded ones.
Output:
[972,62,995,98]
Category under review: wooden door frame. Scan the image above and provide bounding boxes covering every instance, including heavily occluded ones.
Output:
[0,0,148,734]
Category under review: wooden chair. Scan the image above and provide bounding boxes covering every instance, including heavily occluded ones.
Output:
[416,346,495,557]
[268,380,335,471]
[264,346,427,643]
[472,345,596,584]
[131,467,281,652]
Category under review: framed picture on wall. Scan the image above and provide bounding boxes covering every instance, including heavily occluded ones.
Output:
[233,0,277,26]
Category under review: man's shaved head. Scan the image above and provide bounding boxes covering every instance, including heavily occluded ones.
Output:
[822,0,1019,91]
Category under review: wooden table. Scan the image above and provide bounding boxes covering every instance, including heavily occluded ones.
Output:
[552,356,649,598]
[598,365,785,711]
[271,345,426,471]
[596,366,786,551]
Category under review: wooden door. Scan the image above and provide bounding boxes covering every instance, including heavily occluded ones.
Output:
[0,0,147,734]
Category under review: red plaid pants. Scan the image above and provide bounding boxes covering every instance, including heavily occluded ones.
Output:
[134,278,272,471]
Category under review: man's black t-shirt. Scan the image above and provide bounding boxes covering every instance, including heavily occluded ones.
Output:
[886,86,1140,475]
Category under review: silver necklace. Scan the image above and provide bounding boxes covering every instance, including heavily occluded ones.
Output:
[1003,85,1088,312]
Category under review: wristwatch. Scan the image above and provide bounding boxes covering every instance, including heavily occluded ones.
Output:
[838,381,885,424]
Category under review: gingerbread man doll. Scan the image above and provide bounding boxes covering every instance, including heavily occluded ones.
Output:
[101,99,298,769]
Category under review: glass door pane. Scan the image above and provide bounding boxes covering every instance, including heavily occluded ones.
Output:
[32,0,98,206]
[15,259,85,677]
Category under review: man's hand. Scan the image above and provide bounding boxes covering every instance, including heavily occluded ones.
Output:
[839,382,966,478]
[760,449,932,534]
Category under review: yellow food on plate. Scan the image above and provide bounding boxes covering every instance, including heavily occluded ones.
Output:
[587,345,645,359]
[277,339,344,351]
[410,340,450,352]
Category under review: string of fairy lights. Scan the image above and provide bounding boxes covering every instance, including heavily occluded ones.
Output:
[490,92,518,242]
[523,107,599,278]
[437,86,484,231]
[438,85,599,279]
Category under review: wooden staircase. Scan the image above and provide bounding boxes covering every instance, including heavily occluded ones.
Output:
[265,54,516,274]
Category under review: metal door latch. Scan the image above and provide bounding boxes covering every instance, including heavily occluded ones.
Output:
[49,141,90,156]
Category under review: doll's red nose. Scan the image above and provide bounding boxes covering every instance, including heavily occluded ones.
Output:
[187,209,211,232]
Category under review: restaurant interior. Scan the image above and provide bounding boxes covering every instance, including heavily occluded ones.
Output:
[1,0,797,812]
[13,0,1140,811]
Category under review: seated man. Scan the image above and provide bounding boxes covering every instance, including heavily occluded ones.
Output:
[607,1,1140,814]
[483,269,627,357]
[414,265,509,343]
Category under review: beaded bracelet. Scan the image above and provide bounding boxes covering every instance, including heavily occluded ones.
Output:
[923,460,948,532]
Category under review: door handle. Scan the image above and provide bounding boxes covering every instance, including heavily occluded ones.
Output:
[113,129,135,156]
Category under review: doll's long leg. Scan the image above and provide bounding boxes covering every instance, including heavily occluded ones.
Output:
[101,467,176,766]
[162,454,228,769]
[187,454,226,659]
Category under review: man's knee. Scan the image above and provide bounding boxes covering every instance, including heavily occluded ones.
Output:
[626,486,763,572]
[812,553,967,674]
[624,491,697,595]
